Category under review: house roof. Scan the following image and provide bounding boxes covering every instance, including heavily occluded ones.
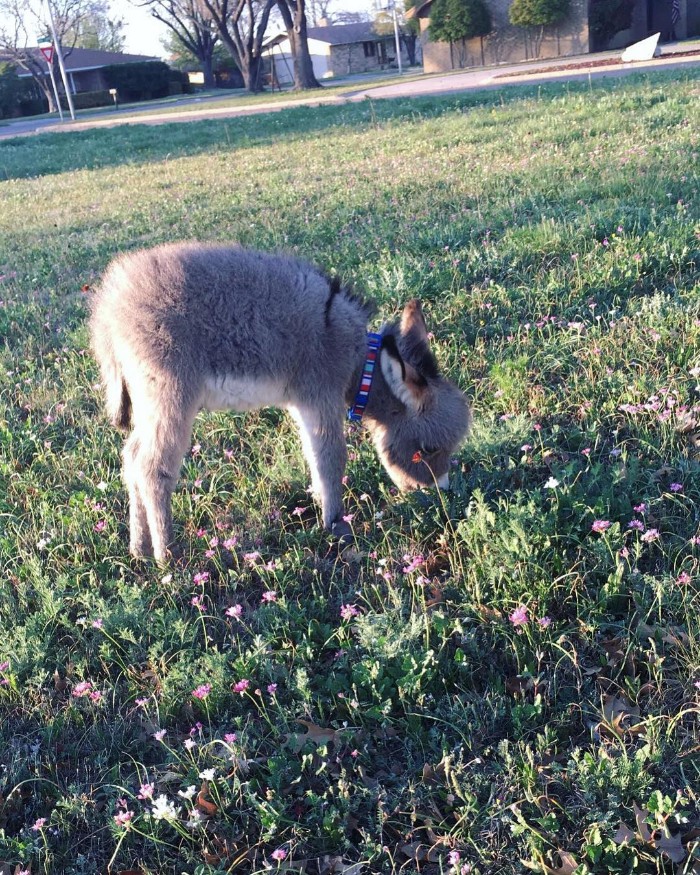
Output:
[406,0,432,18]
[264,22,388,49]
[9,46,159,74]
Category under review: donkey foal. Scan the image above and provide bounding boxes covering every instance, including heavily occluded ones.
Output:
[90,242,470,562]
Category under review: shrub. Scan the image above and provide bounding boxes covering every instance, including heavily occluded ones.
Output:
[0,64,45,118]
[589,0,636,49]
[60,90,113,110]
[429,0,492,44]
[100,60,171,101]
[508,0,571,28]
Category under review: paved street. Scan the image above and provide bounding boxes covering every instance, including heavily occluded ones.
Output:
[1,41,698,140]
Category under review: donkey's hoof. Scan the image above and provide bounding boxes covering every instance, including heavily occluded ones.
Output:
[330,519,353,545]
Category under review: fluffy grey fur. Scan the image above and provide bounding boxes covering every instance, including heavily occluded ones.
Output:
[90,242,470,561]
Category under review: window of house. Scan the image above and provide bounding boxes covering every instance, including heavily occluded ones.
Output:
[363,41,376,57]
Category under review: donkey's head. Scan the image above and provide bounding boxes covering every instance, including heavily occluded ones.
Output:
[364,300,470,492]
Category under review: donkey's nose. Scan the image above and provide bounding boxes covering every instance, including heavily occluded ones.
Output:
[436,472,450,490]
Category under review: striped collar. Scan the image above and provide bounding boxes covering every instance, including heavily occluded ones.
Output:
[347,332,382,422]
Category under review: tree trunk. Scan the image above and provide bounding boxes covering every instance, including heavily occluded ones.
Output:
[403,32,417,66]
[276,0,322,89]
[202,54,216,88]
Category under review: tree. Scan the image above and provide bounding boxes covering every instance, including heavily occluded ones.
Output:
[275,0,322,89]
[64,0,126,51]
[428,0,491,66]
[139,0,220,88]
[508,0,570,57]
[200,0,275,92]
[0,0,93,112]
[588,0,635,50]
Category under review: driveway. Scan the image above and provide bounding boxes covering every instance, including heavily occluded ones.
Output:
[1,42,698,140]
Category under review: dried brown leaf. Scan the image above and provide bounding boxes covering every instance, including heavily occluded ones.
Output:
[399,842,441,864]
[613,822,636,845]
[196,781,218,816]
[287,720,338,751]
[651,829,686,863]
[633,802,653,842]
[601,694,642,734]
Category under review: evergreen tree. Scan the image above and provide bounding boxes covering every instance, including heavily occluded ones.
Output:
[508,0,569,28]
[429,0,491,66]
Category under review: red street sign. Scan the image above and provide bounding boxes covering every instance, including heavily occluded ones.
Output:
[39,45,54,64]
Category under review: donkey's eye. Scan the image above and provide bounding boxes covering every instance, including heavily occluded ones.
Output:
[421,445,438,457]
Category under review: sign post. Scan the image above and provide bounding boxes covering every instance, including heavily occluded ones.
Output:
[38,41,63,121]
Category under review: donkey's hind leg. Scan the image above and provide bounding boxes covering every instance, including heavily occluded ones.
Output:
[122,432,153,558]
[125,400,198,563]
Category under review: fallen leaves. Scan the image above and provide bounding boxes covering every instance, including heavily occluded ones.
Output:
[613,801,696,865]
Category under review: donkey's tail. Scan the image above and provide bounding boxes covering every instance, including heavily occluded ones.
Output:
[92,326,132,431]
[105,366,132,431]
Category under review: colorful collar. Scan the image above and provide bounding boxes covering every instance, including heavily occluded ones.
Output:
[347,332,382,422]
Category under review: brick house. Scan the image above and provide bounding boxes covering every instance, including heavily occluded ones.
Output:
[264,22,415,84]
[409,0,697,73]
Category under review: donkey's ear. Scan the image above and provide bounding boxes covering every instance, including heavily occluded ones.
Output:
[400,299,439,380]
[380,333,429,412]
[401,299,429,343]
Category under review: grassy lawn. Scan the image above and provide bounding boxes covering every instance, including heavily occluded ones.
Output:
[0,70,699,874]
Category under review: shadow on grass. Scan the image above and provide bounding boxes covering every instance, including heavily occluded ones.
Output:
[1,69,698,182]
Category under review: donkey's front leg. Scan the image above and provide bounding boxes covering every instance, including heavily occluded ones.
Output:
[288,405,349,537]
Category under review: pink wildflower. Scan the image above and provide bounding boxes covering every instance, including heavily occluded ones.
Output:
[261,590,277,604]
[138,783,155,800]
[225,604,243,619]
[340,603,359,621]
[641,528,660,543]
[271,848,288,862]
[537,616,552,628]
[193,571,209,585]
[267,683,278,694]
[153,729,167,741]
[32,818,47,831]
[509,605,529,627]
[669,483,684,492]
[93,520,107,533]
[224,732,238,743]
[233,679,250,694]
[192,683,212,700]
[402,553,425,574]
[591,520,611,533]
[191,594,204,609]
[72,681,92,697]
[114,810,133,827]
[677,571,691,585]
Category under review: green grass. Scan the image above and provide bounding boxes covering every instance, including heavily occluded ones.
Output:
[1,69,699,874]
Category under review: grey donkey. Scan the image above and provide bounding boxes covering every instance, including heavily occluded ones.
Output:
[89,242,471,562]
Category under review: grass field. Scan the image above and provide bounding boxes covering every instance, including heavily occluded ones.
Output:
[1,69,699,875]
